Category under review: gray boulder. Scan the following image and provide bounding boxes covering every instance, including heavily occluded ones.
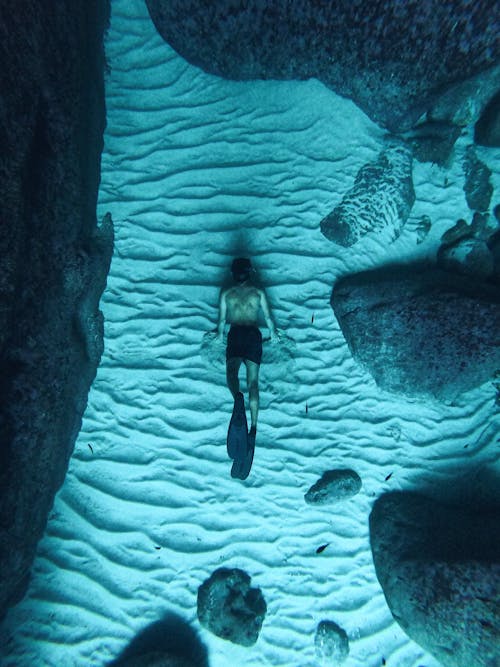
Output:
[197,568,266,646]
[305,469,361,505]
[370,492,500,667]
[145,0,500,133]
[320,142,414,247]
[475,90,500,147]
[0,0,111,620]
[463,145,493,212]
[331,265,500,400]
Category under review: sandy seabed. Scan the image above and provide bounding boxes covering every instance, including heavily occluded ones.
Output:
[1,1,499,666]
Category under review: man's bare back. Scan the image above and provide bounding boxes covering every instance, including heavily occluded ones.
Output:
[219,283,276,337]
[223,284,262,326]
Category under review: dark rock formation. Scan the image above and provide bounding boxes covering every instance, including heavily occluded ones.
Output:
[404,120,462,165]
[320,141,414,247]
[0,0,111,619]
[438,237,494,280]
[475,90,500,147]
[305,469,361,505]
[438,213,500,281]
[331,265,500,400]
[370,492,500,667]
[414,215,432,245]
[145,0,500,132]
[109,613,209,667]
[463,145,493,212]
[314,620,349,664]
[197,568,266,646]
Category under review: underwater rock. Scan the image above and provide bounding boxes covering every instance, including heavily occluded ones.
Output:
[197,568,266,646]
[370,492,500,667]
[463,145,493,212]
[320,142,414,246]
[437,237,494,280]
[315,620,349,665]
[305,469,361,505]
[332,265,500,400]
[488,229,500,282]
[414,215,432,245]
[404,120,461,165]
[475,89,500,147]
[0,0,111,619]
[109,613,209,667]
[145,0,500,133]
[437,213,500,282]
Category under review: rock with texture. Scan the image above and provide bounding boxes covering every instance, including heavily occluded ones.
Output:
[315,620,349,665]
[197,568,266,646]
[475,90,500,147]
[332,265,500,400]
[370,492,500,667]
[463,145,493,212]
[305,469,361,505]
[145,0,500,132]
[320,142,414,247]
[0,0,111,619]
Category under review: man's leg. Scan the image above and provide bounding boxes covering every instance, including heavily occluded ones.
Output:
[226,357,242,398]
[245,360,260,430]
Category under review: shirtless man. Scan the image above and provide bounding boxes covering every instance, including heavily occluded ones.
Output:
[217,257,277,445]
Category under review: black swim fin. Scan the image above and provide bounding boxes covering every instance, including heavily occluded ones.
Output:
[231,427,255,481]
[227,392,247,461]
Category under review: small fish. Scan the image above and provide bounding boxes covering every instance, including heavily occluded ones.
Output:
[155,546,161,550]
[88,443,94,454]
[311,313,315,324]
[305,403,309,414]
[385,472,393,482]
[464,444,469,449]
[316,543,329,554]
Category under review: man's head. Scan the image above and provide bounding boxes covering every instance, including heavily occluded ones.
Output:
[231,257,252,283]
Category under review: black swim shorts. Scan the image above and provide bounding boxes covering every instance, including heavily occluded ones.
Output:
[226,325,263,365]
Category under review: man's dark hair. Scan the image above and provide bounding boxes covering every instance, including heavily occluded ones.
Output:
[231,257,252,283]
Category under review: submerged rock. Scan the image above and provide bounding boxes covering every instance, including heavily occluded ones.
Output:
[332,265,500,400]
[315,620,349,665]
[197,568,266,646]
[475,90,500,147]
[145,0,500,133]
[405,120,461,165]
[0,0,111,619]
[305,469,361,505]
[437,237,494,280]
[320,142,414,247]
[463,145,493,212]
[370,492,500,667]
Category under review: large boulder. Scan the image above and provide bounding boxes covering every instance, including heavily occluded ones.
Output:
[331,265,500,400]
[145,0,500,132]
[0,0,111,619]
[370,492,500,667]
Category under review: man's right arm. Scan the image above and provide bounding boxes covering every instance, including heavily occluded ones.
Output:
[217,289,227,339]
